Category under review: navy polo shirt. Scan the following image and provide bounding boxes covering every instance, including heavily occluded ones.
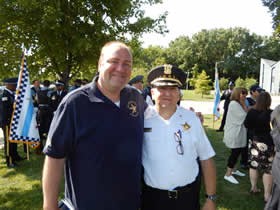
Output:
[44,79,146,210]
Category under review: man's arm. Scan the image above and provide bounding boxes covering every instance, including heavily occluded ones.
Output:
[42,156,65,210]
[200,158,216,210]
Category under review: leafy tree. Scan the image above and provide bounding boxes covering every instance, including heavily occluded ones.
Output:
[191,28,264,81]
[165,36,193,71]
[235,77,246,88]
[136,45,166,71]
[188,64,199,89]
[0,0,167,84]
[245,78,257,90]
[219,77,229,91]
[194,70,212,97]
[260,36,280,61]
[262,0,280,33]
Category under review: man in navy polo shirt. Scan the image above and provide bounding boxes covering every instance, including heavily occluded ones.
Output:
[42,41,146,210]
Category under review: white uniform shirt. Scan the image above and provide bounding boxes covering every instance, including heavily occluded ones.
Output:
[142,106,215,190]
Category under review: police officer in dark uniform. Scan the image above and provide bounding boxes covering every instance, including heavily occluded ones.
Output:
[69,79,82,92]
[31,79,41,107]
[216,81,235,132]
[50,80,68,112]
[36,80,53,151]
[129,75,144,92]
[0,78,23,167]
[129,75,154,105]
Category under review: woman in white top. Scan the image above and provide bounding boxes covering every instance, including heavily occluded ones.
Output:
[223,87,248,184]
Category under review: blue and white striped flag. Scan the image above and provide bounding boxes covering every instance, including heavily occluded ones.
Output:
[213,67,220,120]
[9,55,40,146]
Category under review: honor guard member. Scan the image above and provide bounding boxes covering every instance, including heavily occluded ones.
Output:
[36,80,53,150]
[31,79,41,107]
[216,81,235,132]
[0,78,24,167]
[50,80,68,112]
[129,75,144,93]
[42,41,147,210]
[142,65,217,210]
[68,79,82,92]
[129,75,153,105]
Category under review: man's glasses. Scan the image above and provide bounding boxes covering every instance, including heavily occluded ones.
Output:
[174,130,184,155]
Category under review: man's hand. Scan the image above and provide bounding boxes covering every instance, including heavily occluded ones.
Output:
[202,199,216,210]
[189,107,204,124]
[195,111,204,124]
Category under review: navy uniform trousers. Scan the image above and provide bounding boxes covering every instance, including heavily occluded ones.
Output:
[141,175,201,210]
[2,125,18,165]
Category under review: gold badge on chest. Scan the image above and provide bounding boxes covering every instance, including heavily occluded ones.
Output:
[181,122,191,131]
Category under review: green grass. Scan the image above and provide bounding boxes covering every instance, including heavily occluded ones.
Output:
[0,115,266,210]
[182,90,214,101]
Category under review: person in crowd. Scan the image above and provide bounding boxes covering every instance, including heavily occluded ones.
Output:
[141,65,216,210]
[36,80,53,152]
[240,84,265,169]
[216,81,235,132]
[246,84,264,107]
[129,75,153,105]
[81,78,89,86]
[68,79,82,92]
[223,87,248,184]
[31,79,41,107]
[49,80,68,112]
[0,78,24,167]
[244,92,274,202]
[129,75,144,93]
[42,41,146,210]
[265,104,280,210]
[142,85,152,101]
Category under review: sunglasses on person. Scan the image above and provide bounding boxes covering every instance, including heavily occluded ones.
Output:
[174,130,184,155]
[241,91,247,95]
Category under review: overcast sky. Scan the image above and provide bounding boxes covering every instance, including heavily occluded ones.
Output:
[140,0,273,47]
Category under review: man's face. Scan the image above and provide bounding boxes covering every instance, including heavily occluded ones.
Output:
[252,90,260,99]
[6,84,16,91]
[151,86,180,108]
[98,45,132,92]
[34,80,40,88]
[56,85,63,91]
[132,81,144,91]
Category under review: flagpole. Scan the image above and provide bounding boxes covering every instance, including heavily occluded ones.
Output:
[212,114,215,129]
[5,126,12,165]
[26,144,30,160]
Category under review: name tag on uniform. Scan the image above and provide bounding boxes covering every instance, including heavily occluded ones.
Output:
[144,127,152,132]
[2,97,8,101]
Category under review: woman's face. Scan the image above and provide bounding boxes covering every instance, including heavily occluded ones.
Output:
[239,90,247,101]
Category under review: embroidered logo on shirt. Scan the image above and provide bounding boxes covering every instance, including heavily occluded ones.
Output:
[182,122,191,131]
[128,101,139,117]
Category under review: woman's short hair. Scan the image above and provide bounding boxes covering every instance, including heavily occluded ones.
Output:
[230,87,247,102]
[255,92,271,111]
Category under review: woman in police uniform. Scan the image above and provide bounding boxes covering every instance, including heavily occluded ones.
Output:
[141,65,216,210]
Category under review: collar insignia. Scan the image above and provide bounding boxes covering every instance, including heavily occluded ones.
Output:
[128,101,139,117]
[182,122,191,131]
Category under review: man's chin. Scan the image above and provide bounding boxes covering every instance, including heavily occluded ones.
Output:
[110,82,127,90]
